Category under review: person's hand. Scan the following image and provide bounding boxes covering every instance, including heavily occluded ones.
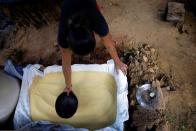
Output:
[64,86,72,95]
[115,61,128,75]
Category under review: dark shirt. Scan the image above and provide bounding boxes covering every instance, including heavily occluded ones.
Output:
[57,0,109,48]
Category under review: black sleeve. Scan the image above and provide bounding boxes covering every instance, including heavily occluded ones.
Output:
[57,0,71,48]
[87,1,109,37]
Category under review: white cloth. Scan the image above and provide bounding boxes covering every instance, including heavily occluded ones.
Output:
[4,59,23,80]
[14,60,129,131]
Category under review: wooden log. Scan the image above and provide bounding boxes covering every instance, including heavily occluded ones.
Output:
[166,2,185,23]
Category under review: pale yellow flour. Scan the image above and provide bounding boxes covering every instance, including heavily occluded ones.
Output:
[29,71,117,130]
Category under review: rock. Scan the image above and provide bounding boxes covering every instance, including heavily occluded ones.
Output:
[150,48,156,54]
[143,56,148,62]
[146,51,151,56]
[130,100,136,106]
[155,79,161,88]
[140,48,146,54]
[176,22,184,34]
[132,107,166,129]
[120,56,126,63]
[125,43,177,92]
[170,86,176,91]
[142,74,149,81]
[129,55,134,61]
[142,43,150,50]
[154,65,159,71]
[135,60,140,66]
[152,81,156,88]
[141,63,147,71]
[152,80,160,88]
[148,68,155,73]
[166,86,171,91]
[166,85,176,91]
[160,75,167,87]
[166,2,185,23]
[160,80,165,88]
[136,50,140,56]
[150,75,155,81]
[131,78,139,85]
[139,71,143,76]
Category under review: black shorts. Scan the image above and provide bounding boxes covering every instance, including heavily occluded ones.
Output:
[57,0,109,48]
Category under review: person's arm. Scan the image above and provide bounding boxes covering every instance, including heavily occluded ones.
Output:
[87,1,127,74]
[58,1,73,93]
[60,48,72,93]
[102,33,128,75]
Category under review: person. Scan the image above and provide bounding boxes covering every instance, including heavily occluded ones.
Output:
[57,0,128,94]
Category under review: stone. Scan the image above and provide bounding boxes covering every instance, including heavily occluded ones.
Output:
[155,80,161,88]
[152,81,156,88]
[166,86,171,91]
[139,71,143,76]
[170,86,176,91]
[136,50,140,56]
[160,75,167,87]
[143,56,148,62]
[146,51,151,56]
[130,100,136,106]
[140,48,146,54]
[120,57,126,63]
[154,65,159,71]
[165,84,176,91]
[166,2,185,23]
[135,60,140,66]
[148,68,155,73]
[152,80,161,89]
[129,55,134,61]
[150,48,156,54]
[141,63,147,71]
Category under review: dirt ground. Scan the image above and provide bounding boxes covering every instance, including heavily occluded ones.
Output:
[100,0,196,130]
[0,0,195,130]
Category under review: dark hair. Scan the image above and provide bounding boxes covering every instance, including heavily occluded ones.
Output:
[68,26,95,56]
[67,12,95,56]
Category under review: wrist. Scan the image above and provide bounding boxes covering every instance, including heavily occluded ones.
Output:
[114,59,121,65]
[66,84,72,88]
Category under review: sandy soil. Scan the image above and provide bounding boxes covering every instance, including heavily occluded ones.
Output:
[0,0,195,130]
[101,0,196,130]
